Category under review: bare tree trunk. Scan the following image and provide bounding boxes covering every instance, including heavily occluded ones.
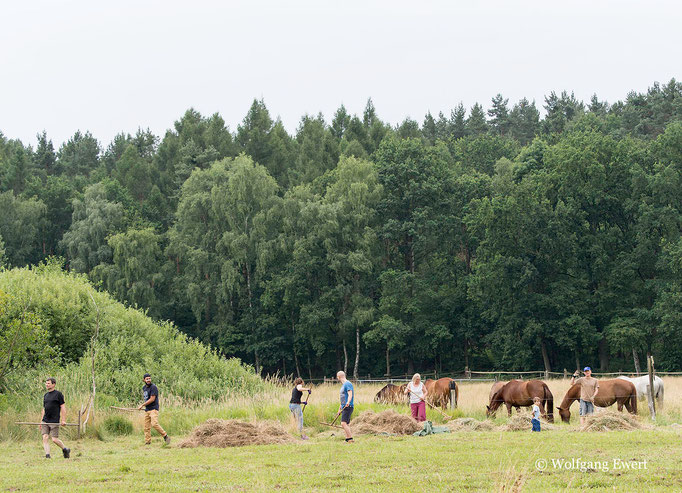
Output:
[598,336,609,371]
[633,348,641,375]
[342,339,348,375]
[292,316,301,377]
[464,339,470,373]
[307,353,312,381]
[353,327,360,380]
[575,351,580,372]
[294,353,302,378]
[385,346,390,377]
[541,340,552,372]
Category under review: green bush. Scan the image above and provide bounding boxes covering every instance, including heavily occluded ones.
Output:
[0,261,267,402]
[102,415,133,436]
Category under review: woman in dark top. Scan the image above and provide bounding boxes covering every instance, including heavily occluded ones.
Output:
[289,377,311,440]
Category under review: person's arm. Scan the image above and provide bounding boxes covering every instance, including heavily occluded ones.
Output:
[570,372,579,385]
[592,382,599,402]
[60,403,67,426]
[39,407,45,429]
[138,394,156,410]
[421,386,428,401]
[345,389,353,408]
[296,384,311,392]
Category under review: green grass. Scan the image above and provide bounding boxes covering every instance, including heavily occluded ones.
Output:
[2,429,681,492]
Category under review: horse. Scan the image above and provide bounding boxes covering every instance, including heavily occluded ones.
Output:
[556,379,637,423]
[617,375,664,408]
[424,378,459,409]
[374,383,408,404]
[486,380,554,422]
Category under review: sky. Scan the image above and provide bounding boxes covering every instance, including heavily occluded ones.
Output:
[1,0,680,148]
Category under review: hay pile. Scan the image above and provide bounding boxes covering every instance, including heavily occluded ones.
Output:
[350,410,422,435]
[502,412,555,431]
[179,419,295,448]
[447,418,496,431]
[579,411,644,432]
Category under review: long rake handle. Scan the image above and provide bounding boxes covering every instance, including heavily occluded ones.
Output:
[408,389,452,421]
[15,422,79,426]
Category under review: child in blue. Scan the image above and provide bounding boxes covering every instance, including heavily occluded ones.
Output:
[531,396,541,432]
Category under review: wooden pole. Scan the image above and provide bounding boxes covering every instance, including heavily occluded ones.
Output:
[647,352,656,420]
[77,409,81,440]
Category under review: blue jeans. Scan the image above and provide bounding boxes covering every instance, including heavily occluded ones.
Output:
[531,418,541,432]
[579,399,594,416]
[289,403,303,432]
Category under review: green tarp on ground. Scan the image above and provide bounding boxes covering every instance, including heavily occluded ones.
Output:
[413,420,450,436]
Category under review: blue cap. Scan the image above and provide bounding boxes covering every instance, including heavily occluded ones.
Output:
[583,367,591,372]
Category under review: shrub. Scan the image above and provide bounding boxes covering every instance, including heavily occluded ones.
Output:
[0,261,267,402]
[102,415,134,436]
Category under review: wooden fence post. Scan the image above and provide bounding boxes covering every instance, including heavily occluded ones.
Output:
[647,353,656,420]
[77,409,81,440]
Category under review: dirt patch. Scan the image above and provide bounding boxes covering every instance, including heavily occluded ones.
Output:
[447,418,496,431]
[350,410,422,435]
[179,419,295,448]
[579,411,645,432]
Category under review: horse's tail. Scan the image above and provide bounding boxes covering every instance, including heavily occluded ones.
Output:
[630,389,638,415]
[544,383,554,423]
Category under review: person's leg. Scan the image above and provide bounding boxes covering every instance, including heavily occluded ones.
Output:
[42,433,51,456]
[144,411,152,444]
[418,401,426,422]
[52,437,66,449]
[341,407,353,441]
[579,399,586,426]
[410,403,418,420]
[150,410,168,438]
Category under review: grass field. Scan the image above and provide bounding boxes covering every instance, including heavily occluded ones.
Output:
[2,377,682,492]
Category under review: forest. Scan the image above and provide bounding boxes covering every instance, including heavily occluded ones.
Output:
[1,80,682,379]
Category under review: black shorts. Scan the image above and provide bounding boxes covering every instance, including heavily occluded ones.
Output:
[341,406,353,424]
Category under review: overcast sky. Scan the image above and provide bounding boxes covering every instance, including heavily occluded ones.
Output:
[1,0,680,148]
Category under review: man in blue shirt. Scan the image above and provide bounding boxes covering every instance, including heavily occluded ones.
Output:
[337,371,354,443]
[137,373,170,445]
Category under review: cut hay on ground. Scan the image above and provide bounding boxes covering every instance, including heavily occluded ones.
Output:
[179,419,295,448]
[447,418,496,431]
[579,411,645,432]
[501,412,555,432]
[350,410,423,435]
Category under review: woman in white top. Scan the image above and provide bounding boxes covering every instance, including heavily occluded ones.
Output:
[404,373,428,422]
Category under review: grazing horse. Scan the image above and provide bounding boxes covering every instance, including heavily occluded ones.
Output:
[556,379,637,423]
[486,380,554,422]
[424,378,459,409]
[374,383,408,404]
[617,375,664,408]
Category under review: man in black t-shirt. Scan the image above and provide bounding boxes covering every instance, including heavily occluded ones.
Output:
[137,373,170,445]
[40,377,70,459]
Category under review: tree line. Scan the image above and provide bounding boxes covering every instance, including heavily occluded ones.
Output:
[1,79,682,378]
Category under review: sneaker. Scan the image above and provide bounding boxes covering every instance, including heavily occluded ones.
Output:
[62,447,70,459]
[45,454,51,459]
[164,435,171,445]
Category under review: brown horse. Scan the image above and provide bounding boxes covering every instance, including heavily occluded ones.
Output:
[424,378,459,409]
[486,380,554,422]
[556,379,637,423]
[374,383,408,404]
[489,380,508,403]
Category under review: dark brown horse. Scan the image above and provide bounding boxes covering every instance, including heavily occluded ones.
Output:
[486,380,554,422]
[374,383,407,404]
[424,378,459,409]
[556,379,637,423]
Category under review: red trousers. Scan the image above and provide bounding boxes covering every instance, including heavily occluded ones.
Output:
[410,401,426,421]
